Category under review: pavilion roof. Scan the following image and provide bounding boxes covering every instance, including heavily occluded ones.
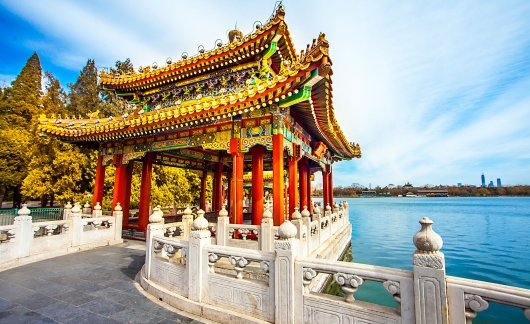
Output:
[37,5,361,160]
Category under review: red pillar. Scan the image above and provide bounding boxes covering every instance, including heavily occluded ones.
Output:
[329,165,334,211]
[214,162,223,210]
[121,161,134,226]
[138,152,154,231]
[227,173,231,216]
[251,145,264,224]
[322,168,329,209]
[230,138,244,224]
[299,157,308,210]
[112,155,126,212]
[272,134,285,226]
[200,170,207,210]
[92,155,105,207]
[288,156,299,217]
[307,170,313,214]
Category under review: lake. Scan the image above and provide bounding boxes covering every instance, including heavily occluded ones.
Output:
[315,197,530,324]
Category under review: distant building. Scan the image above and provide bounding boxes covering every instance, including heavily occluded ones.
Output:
[488,181,494,187]
[481,173,486,187]
[457,183,462,187]
[361,190,377,197]
[403,182,413,188]
[497,178,502,187]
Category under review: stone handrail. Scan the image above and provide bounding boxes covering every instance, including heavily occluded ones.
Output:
[447,276,530,323]
[0,203,123,271]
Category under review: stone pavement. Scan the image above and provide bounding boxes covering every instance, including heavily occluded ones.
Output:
[0,241,210,324]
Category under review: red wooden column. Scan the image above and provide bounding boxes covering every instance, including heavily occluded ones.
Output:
[298,157,308,210]
[230,138,244,224]
[226,173,231,216]
[92,155,105,207]
[272,133,285,226]
[307,170,313,214]
[121,161,134,226]
[112,155,126,212]
[138,152,154,231]
[322,167,329,209]
[288,156,299,217]
[214,162,223,210]
[251,145,264,224]
[200,170,207,210]
[329,165,334,211]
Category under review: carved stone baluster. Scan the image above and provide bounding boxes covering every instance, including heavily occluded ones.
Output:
[164,243,176,262]
[464,294,489,324]
[228,227,235,239]
[32,225,41,237]
[166,226,176,237]
[523,308,530,320]
[92,219,102,230]
[228,256,249,279]
[260,261,270,273]
[45,224,58,236]
[180,248,187,264]
[240,228,249,240]
[208,253,219,273]
[333,273,364,303]
[153,241,163,258]
[302,268,317,294]
[383,280,402,314]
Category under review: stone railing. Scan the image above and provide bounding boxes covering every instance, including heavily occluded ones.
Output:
[0,203,123,271]
[140,209,530,324]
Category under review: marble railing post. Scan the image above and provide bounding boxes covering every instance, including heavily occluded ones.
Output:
[112,203,124,242]
[260,205,274,252]
[71,202,83,247]
[83,202,91,215]
[181,206,193,240]
[14,204,32,258]
[300,206,311,255]
[275,220,299,324]
[63,201,72,220]
[413,217,448,324]
[216,206,229,246]
[145,206,165,280]
[92,202,102,218]
[290,207,308,257]
[188,209,210,302]
[313,206,322,246]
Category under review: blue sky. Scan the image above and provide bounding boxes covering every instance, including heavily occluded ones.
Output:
[1,0,530,187]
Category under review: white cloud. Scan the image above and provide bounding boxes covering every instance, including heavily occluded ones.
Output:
[2,0,530,186]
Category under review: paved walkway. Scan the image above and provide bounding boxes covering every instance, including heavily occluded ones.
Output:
[0,241,209,324]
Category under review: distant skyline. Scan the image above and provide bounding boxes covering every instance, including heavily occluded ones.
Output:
[1,0,529,187]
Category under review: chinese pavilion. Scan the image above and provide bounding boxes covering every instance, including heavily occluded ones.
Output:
[37,5,361,231]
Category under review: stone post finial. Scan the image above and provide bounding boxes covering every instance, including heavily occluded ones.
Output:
[84,202,90,208]
[193,209,208,231]
[219,205,228,217]
[278,220,297,240]
[18,204,31,216]
[291,207,301,220]
[326,203,331,212]
[183,205,192,216]
[301,206,310,218]
[94,202,102,210]
[263,204,272,219]
[65,201,72,209]
[413,217,443,253]
[333,202,339,209]
[114,202,122,211]
[149,206,163,223]
[313,205,321,215]
[71,202,81,214]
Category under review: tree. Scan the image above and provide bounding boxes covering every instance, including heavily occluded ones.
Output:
[67,59,100,118]
[100,58,134,118]
[21,73,93,205]
[0,52,42,207]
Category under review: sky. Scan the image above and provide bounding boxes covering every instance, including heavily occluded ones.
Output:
[1,0,530,187]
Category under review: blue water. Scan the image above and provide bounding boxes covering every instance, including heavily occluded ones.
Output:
[319,197,530,324]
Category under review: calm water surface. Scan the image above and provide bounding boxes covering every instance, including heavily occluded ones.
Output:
[317,197,530,324]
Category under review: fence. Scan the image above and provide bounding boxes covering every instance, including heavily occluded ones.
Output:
[0,207,64,225]
[141,208,530,324]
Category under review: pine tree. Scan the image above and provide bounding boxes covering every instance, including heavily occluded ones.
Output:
[0,52,42,125]
[67,59,100,118]
[42,72,67,116]
[0,52,42,207]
